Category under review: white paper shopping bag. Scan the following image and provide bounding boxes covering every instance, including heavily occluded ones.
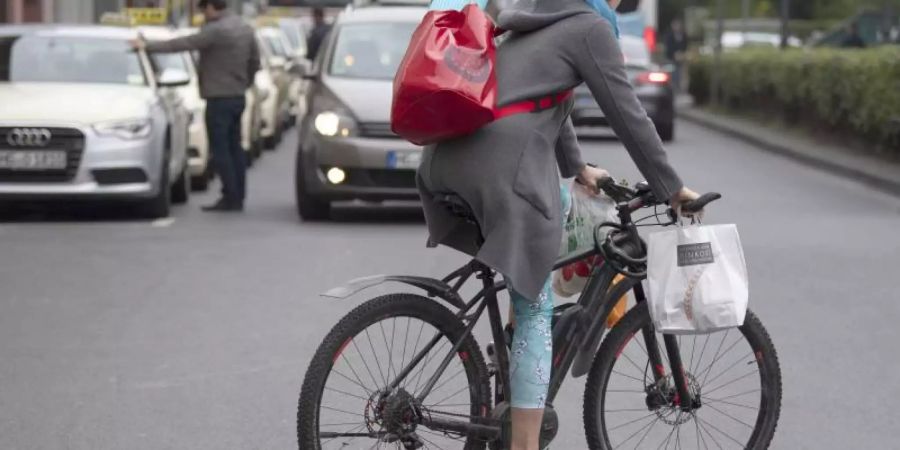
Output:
[647,224,749,334]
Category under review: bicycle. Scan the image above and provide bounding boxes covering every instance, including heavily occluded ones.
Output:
[298,178,782,449]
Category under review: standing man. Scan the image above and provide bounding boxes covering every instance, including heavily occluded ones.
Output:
[306,7,332,62]
[131,0,259,212]
[664,18,688,93]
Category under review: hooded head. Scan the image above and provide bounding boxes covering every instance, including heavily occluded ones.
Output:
[494,0,619,36]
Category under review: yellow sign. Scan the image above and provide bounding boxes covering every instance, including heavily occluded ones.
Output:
[99,11,137,26]
[125,7,169,25]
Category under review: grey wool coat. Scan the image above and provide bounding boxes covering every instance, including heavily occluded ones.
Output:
[417,0,684,300]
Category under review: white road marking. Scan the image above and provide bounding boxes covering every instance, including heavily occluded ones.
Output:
[150,217,176,228]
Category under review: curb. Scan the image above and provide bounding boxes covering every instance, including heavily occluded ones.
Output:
[680,108,900,197]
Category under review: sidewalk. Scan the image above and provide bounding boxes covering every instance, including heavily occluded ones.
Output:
[679,107,900,197]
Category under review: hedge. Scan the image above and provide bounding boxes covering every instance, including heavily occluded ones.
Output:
[689,47,900,156]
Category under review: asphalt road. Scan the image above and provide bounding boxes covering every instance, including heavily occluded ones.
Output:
[1,122,898,450]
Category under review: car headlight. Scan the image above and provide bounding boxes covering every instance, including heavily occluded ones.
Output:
[94,119,152,140]
[314,111,357,137]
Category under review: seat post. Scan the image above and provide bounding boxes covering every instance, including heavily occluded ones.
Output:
[477,263,511,404]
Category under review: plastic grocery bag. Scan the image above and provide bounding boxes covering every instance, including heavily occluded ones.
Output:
[553,182,617,298]
[647,224,749,335]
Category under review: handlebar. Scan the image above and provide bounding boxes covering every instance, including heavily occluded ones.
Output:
[595,177,721,218]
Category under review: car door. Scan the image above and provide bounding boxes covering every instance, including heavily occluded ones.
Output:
[148,52,191,179]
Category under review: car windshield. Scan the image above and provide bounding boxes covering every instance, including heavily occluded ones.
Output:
[0,35,146,85]
[262,32,289,58]
[329,23,416,80]
[620,37,651,68]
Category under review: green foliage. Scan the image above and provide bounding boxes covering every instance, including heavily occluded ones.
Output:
[689,47,900,154]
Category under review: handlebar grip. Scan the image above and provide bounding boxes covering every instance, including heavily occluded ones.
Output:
[681,192,722,214]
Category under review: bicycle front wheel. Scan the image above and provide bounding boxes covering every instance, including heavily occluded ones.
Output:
[583,302,782,449]
[298,294,491,450]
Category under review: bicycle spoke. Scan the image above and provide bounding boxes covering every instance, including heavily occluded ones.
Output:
[609,413,658,449]
[324,385,369,401]
[689,335,698,374]
[364,328,388,386]
[321,404,365,418]
[703,398,758,411]
[621,347,651,379]
[399,317,412,381]
[411,335,447,393]
[632,416,661,449]
[329,368,373,397]
[694,415,707,450]
[697,416,746,447]
[351,339,383,390]
[428,383,470,407]
[703,370,759,397]
[607,412,659,432]
[693,335,711,378]
[655,415,679,450]
[696,418,725,450]
[699,332,744,387]
[704,352,754,388]
[338,352,374,396]
[402,319,427,390]
[612,368,647,384]
[703,403,755,430]
[704,389,760,402]
[428,365,467,399]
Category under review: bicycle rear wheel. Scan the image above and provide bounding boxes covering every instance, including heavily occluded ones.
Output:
[583,302,782,449]
[298,294,491,450]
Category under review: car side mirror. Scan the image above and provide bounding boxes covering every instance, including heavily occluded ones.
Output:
[157,68,191,88]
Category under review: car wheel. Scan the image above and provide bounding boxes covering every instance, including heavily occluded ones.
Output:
[171,160,190,205]
[139,158,171,219]
[656,120,675,142]
[295,151,330,221]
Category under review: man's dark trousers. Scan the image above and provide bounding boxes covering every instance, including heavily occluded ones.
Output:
[205,97,246,206]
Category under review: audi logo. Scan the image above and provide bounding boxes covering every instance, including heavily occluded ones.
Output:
[6,128,53,147]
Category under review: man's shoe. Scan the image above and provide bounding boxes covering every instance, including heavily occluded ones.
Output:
[202,199,242,212]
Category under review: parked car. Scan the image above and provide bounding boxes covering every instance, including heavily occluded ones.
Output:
[274,18,313,125]
[146,27,211,191]
[294,4,423,220]
[0,25,192,218]
[256,27,294,147]
[571,35,676,141]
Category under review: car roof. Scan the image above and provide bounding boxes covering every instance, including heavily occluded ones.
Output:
[337,6,427,25]
[0,24,139,39]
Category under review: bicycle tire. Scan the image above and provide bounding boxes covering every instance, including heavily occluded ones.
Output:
[298,294,491,450]
[583,302,782,449]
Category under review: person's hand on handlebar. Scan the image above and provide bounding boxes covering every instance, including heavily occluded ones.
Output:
[671,186,702,219]
[576,165,610,196]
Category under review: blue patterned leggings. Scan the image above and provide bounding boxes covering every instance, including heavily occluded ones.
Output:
[508,184,573,409]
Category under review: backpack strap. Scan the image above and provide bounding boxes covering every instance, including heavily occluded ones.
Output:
[493,90,574,120]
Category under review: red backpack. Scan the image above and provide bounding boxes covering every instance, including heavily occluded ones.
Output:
[391,4,572,146]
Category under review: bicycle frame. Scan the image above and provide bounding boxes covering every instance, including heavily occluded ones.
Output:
[367,194,702,442]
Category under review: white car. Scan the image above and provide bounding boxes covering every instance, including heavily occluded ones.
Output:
[154,27,212,191]
[256,27,293,148]
[0,25,192,218]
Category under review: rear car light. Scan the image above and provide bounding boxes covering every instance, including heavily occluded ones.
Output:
[644,26,657,53]
[637,71,670,85]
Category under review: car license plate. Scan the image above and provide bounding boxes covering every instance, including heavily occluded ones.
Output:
[0,150,67,170]
[386,150,422,170]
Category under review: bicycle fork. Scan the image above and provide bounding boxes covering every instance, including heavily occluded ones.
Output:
[634,284,697,412]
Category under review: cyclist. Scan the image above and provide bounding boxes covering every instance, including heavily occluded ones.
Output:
[417,0,701,448]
